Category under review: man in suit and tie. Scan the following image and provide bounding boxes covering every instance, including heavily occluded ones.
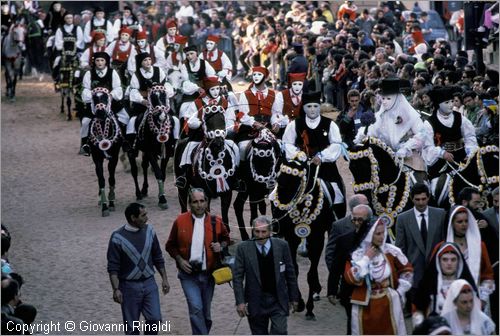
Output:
[325,194,369,304]
[395,183,446,310]
[233,216,299,335]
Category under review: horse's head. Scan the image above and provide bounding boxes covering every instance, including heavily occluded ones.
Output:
[148,84,171,121]
[248,128,280,189]
[203,106,227,151]
[91,87,112,119]
[274,153,308,208]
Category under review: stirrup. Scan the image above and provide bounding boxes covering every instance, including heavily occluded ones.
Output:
[79,144,90,157]
[175,176,187,189]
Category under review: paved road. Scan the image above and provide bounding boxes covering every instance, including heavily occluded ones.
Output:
[2,78,351,335]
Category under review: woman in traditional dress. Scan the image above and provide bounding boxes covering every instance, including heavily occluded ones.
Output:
[344,218,413,335]
[441,279,496,335]
[444,206,495,310]
[412,242,477,326]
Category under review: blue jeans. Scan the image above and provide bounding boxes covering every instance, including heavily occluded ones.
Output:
[178,271,215,335]
[119,277,162,335]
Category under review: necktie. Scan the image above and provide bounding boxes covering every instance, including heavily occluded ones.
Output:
[98,70,104,76]
[420,213,427,243]
[208,51,214,59]
[261,245,267,257]
[291,93,300,105]
[256,90,264,101]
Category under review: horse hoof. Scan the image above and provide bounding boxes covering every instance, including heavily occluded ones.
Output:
[109,202,115,211]
[312,293,320,301]
[102,210,110,217]
[296,299,305,313]
[141,188,148,197]
[9,97,15,103]
[158,195,168,210]
[305,314,316,321]
[135,192,143,201]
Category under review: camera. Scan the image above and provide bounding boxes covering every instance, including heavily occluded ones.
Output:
[189,260,203,273]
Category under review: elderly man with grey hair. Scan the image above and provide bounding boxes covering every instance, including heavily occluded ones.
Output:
[483,187,499,235]
[325,194,371,295]
[325,201,373,334]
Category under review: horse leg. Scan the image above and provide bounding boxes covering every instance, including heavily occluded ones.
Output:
[107,147,120,212]
[128,151,142,200]
[60,90,65,114]
[93,153,109,217]
[286,233,305,312]
[141,154,149,197]
[258,199,267,215]
[4,67,12,98]
[305,228,327,320]
[146,152,168,209]
[233,192,250,241]
[220,191,232,233]
[66,93,72,121]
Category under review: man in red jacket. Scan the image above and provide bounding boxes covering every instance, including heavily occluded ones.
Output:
[165,188,230,335]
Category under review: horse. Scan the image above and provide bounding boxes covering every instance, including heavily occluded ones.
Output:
[174,104,239,231]
[130,84,177,209]
[233,128,282,240]
[348,137,412,237]
[2,23,26,102]
[87,87,123,217]
[271,153,337,320]
[435,145,499,209]
[58,43,79,120]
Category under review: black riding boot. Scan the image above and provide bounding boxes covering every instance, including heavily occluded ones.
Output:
[79,137,90,156]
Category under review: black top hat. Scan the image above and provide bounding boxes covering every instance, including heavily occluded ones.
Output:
[378,78,400,95]
[292,43,304,54]
[94,6,104,14]
[430,86,461,109]
[136,52,151,67]
[302,91,321,105]
[183,45,198,53]
[93,51,110,65]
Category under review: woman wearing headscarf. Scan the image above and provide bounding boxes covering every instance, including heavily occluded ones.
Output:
[440,279,495,335]
[344,218,413,335]
[412,242,477,327]
[444,206,495,309]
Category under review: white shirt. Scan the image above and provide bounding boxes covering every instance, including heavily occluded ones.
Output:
[282,116,343,162]
[185,95,236,131]
[175,5,194,19]
[127,45,160,75]
[54,24,84,51]
[255,239,271,256]
[128,66,167,103]
[199,49,233,80]
[237,86,281,127]
[84,18,115,43]
[82,68,123,103]
[179,58,216,82]
[190,215,206,269]
[413,207,429,232]
[422,112,478,166]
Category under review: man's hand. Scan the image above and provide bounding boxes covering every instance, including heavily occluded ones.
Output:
[271,124,280,134]
[253,122,265,130]
[236,303,248,317]
[347,107,356,119]
[113,289,123,304]
[161,279,170,295]
[443,151,454,162]
[141,99,150,107]
[327,295,337,305]
[210,242,222,253]
[311,155,321,166]
[478,219,488,229]
[177,257,193,274]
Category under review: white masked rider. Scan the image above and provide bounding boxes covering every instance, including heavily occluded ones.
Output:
[355,77,427,183]
[281,91,347,219]
[272,72,307,137]
[176,76,238,188]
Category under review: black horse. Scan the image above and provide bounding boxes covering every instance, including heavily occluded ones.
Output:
[87,87,123,216]
[233,128,282,240]
[348,137,412,237]
[58,42,79,121]
[2,23,25,102]
[271,154,336,320]
[442,145,499,208]
[130,84,177,209]
[174,105,239,230]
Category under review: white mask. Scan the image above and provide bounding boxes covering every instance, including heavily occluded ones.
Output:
[120,33,130,43]
[291,81,303,95]
[206,41,216,51]
[137,40,147,48]
[53,3,61,12]
[209,86,221,99]
[173,43,180,51]
[167,27,176,36]
[1,5,8,14]
[252,72,264,85]
[380,93,398,111]
[304,103,321,119]
[439,100,454,115]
